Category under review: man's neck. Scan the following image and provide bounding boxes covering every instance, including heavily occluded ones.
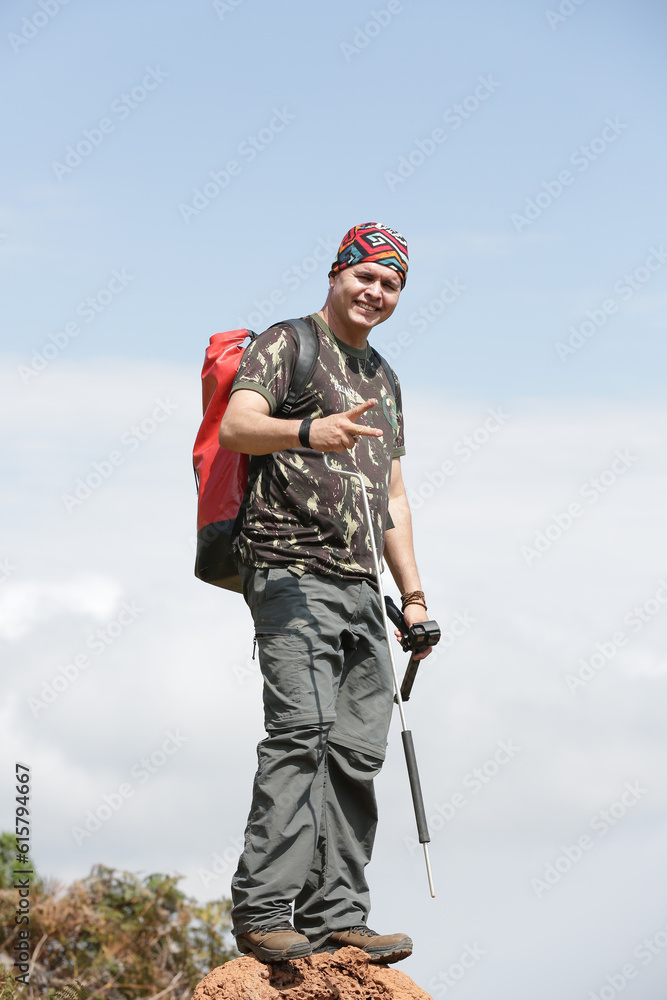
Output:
[317,306,368,352]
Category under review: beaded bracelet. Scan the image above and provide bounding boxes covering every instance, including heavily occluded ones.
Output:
[402,590,427,612]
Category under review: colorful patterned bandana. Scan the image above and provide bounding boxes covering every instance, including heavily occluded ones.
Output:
[331,222,409,288]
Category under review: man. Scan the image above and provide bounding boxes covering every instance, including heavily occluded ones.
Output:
[218,223,432,965]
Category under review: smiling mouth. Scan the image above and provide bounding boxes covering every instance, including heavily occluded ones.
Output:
[354,300,379,313]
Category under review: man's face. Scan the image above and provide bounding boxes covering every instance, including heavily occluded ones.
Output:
[327,260,402,334]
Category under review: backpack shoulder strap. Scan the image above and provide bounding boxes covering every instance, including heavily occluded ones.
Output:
[279,317,320,415]
[371,347,397,399]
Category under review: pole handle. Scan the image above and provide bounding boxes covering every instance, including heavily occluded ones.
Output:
[400,654,419,702]
[401,730,430,844]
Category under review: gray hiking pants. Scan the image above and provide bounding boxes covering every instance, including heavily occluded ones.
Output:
[231,564,394,947]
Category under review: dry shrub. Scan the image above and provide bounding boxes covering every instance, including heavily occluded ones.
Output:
[0,843,236,1000]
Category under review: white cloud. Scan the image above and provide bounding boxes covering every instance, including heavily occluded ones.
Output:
[0,575,122,640]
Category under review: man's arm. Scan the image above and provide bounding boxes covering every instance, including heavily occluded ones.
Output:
[384,457,432,659]
[219,389,383,456]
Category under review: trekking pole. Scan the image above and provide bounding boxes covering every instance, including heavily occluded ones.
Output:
[324,454,436,898]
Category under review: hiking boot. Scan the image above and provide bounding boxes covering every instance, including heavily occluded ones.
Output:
[319,925,413,963]
[236,922,312,963]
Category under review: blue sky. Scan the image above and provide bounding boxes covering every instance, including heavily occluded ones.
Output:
[3,0,666,395]
[2,2,667,997]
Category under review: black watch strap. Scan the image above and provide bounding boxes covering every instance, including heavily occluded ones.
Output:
[299,418,313,448]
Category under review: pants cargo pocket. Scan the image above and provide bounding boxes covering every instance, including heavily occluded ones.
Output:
[255,629,307,728]
[255,626,337,731]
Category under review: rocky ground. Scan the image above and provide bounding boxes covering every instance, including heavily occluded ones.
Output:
[191,946,433,1000]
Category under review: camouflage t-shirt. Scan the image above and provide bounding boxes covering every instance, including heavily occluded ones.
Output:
[229,313,405,582]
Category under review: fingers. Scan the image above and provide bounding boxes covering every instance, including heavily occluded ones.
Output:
[348,424,383,438]
[337,417,382,450]
[344,401,382,440]
[345,398,377,420]
[315,398,383,453]
[346,399,381,440]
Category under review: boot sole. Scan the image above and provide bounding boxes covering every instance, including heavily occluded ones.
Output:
[236,938,312,963]
[367,946,413,964]
[318,938,413,964]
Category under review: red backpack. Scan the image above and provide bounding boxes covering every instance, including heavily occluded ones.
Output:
[192,319,319,591]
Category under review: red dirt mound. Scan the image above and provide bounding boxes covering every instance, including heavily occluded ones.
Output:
[192,946,433,1000]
